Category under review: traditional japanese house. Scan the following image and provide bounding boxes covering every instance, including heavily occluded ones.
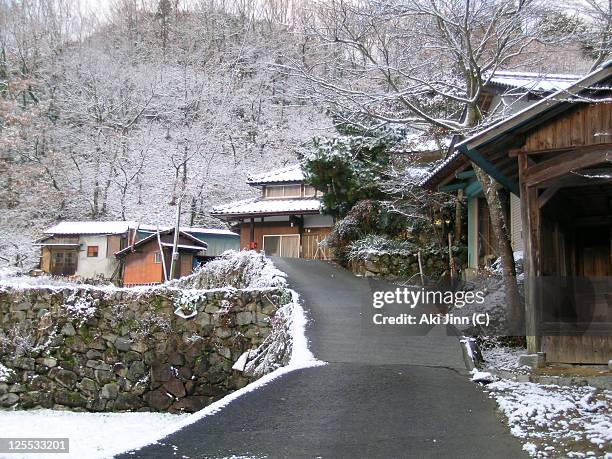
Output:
[422,61,612,364]
[211,165,334,259]
[35,221,132,280]
[115,228,207,287]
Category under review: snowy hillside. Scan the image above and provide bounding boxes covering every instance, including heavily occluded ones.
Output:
[0,2,332,267]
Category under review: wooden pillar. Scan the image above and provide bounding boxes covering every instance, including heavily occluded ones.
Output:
[518,153,540,353]
[249,217,255,248]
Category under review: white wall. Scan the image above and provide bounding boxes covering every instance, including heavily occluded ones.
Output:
[76,235,119,279]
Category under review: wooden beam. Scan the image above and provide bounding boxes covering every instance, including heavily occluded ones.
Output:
[570,215,612,227]
[518,153,540,354]
[460,145,520,195]
[440,182,469,192]
[537,187,559,209]
[525,147,611,187]
[465,180,483,198]
[509,142,612,158]
[455,170,476,179]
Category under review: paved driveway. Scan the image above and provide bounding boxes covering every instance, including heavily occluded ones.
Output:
[120,258,525,458]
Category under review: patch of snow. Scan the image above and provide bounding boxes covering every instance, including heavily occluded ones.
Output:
[0,410,187,459]
[482,345,530,373]
[0,362,15,382]
[470,369,496,384]
[485,380,612,457]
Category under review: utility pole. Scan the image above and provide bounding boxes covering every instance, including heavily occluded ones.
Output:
[169,200,181,279]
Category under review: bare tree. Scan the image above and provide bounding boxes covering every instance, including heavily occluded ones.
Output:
[287,0,579,327]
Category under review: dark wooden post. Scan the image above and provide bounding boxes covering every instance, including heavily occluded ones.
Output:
[518,153,540,354]
[249,217,255,249]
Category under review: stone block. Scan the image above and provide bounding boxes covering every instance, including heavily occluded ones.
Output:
[0,393,19,407]
[518,353,546,369]
[61,323,76,336]
[150,363,172,386]
[101,383,119,400]
[54,369,78,389]
[115,337,133,352]
[163,378,186,398]
[54,389,87,408]
[144,388,173,411]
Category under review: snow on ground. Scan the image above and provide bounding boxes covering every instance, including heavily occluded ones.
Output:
[485,380,612,458]
[482,345,531,373]
[0,410,188,459]
[0,267,96,289]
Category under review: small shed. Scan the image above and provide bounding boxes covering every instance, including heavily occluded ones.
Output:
[115,229,207,287]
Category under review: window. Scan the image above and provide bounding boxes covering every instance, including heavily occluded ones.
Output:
[154,252,162,264]
[303,185,318,197]
[87,246,99,257]
[264,185,302,199]
[263,235,300,258]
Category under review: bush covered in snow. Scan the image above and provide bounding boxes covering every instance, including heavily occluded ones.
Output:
[171,250,287,290]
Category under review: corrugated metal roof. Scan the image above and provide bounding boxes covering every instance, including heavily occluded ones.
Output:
[44,221,133,235]
[247,164,304,185]
[211,197,321,217]
[488,71,580,93]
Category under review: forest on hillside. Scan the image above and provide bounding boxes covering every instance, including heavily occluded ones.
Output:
[0,0,609,267]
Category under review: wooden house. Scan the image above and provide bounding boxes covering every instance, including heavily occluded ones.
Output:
[423,71,582,277]
[211,165,334,259]
[136,226,239,260]
[422,61,612,364]
[35,221,131,280]
[115,229,207,287]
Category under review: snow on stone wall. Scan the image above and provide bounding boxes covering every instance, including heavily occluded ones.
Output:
[0,283,290,413]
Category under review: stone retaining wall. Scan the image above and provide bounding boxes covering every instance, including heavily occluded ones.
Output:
[0,284,288,413]
[351,252,448,281]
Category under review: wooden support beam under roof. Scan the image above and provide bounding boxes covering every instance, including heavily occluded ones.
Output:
[459,144,520,196]
[525,146,611,187]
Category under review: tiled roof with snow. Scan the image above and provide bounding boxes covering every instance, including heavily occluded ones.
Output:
[211,197,322,217]
[488,71,580,93]
[247,164,304,185]
[44,221,133,235]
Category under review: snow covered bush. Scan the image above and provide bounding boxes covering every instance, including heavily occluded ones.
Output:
[242,302,294,378]
[346,235,418,260]
[171,250,287,290]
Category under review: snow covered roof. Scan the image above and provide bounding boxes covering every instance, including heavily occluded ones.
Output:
[247,164,305,185]
[211,197,322,217]
[137,225,238,237]
[487,71,580,93]
[44,221,133,235]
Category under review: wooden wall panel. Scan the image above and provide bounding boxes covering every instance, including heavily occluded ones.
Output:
[239,222,300,251]
[541,336,612,364]
[123,244,163,286]
[523,103,612,152]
